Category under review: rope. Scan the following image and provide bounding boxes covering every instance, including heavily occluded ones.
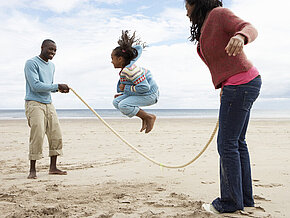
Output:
[70,88,219,169]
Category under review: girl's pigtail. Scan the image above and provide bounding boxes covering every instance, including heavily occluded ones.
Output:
[114,30,146,67]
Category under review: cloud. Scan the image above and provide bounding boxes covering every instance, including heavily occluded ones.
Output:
[36,0,84,13]
[229,0,290,109]
[0,0,290,110]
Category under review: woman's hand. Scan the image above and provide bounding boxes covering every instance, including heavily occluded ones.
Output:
[225,34,245,56]
[119,83,125,91]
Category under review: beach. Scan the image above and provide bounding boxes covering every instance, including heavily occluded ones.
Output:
[0,117,289,217]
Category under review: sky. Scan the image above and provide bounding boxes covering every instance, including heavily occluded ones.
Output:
[0,0,289,110]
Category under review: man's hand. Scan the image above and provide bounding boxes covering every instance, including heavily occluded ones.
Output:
[119,83,125,91]
[58,84,69,93]
[225,34,245,57]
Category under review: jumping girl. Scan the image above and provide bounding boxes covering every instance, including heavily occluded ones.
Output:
[111,30,159,133]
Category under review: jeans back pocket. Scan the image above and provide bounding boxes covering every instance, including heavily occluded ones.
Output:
[242,88,260,111]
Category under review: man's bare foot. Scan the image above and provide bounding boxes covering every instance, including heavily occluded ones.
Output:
[49,168,67,175]
[140,119,147,132]
[145,114,156,133]
[27,171,37,179]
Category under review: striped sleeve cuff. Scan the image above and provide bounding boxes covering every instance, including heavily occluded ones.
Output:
[130,86,136,92]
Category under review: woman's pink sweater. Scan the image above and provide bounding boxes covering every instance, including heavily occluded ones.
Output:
[197,7,258,89]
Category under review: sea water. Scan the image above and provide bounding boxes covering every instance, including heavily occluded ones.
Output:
[0,109,289,119]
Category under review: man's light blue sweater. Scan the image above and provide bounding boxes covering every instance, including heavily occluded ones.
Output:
[24,56,58,104]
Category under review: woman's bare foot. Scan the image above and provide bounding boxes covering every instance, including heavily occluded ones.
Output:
[49,168,67,175]
[145,114,156,133]
[27,170,37,179]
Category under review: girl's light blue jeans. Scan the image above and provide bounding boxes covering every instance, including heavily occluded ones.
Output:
[112,91,159,117]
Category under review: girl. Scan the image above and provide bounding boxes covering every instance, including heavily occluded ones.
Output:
[185,0,261,214]
[111,30,159,133]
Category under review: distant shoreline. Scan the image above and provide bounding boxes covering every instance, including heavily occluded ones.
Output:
[0,108,289,119]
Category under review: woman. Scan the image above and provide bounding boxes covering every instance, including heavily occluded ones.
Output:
[185,0,262,214]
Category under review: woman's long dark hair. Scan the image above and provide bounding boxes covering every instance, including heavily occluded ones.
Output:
[113,30,145,68]
[185,0,222,43]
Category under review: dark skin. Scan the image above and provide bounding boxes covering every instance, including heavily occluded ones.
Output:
[28,41,68,179]
[28,156,67,179]
[39,41,70,93]
[111,51,156,133]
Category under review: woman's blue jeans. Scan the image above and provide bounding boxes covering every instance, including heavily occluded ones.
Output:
[212,75,262,213]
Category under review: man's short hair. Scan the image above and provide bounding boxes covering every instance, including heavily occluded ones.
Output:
[42,39,55,47]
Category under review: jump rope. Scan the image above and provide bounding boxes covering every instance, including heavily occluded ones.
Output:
[70,87,219,169]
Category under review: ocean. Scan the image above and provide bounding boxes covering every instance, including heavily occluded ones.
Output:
[0,109,289,120]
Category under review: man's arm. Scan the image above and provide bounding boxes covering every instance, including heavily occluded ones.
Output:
[24,60,58,92]
[25,60,69,93]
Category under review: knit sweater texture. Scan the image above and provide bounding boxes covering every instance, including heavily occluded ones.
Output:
[117,45,158,96]
[197,7,258,89]
[24,56,58,104]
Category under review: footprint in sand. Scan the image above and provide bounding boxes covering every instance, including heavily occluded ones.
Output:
[241,206,271,218]
[2,177,16,181]
[169,192,189,200]
[45,184,59,191]
[201,181,215,184]
[155,187,166,192]
[254,183,283,188]
[254,195,271,202]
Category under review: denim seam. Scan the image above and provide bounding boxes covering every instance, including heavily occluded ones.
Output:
[239,85,260,90]
[220,88,242,209]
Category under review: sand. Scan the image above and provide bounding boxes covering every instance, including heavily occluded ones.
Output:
[0,117,289,217]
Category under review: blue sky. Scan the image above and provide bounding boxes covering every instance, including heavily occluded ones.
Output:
[0,0,289,110]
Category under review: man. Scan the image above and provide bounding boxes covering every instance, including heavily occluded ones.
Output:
[24,39,69,179]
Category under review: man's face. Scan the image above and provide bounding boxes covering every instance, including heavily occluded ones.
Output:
[41,42,57,61]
